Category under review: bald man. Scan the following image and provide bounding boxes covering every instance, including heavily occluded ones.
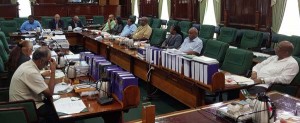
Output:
[69,16,83,28]
[132,17,152,40]
[48,14,64,30]
[102,14,116,32]
[248,41,299,94]
[178,27,203,55]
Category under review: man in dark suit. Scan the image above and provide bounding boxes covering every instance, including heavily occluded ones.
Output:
[68,16,83,28]
[48,14,64,30]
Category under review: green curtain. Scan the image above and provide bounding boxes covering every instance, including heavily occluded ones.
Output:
[158,0,163,18]
[213,0,221,25]
[200,0,208,24]
[272,0,287,33]
[167,0,171,18]
[132,0,136,15]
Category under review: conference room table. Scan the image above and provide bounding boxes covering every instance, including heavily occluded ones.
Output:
[129,91,299,123]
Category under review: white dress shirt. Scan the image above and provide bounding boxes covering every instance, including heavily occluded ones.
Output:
[253,56,299,88]
[179,37,203,54]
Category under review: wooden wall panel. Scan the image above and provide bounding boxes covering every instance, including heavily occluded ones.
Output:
[221,0,271,31]
[0,0,10,4]
[68,4,99,19]
[170,0,199,22]
[139,0,158,18]
[100,5,121,19]
[0,4,19,19]
[32,4,68,18]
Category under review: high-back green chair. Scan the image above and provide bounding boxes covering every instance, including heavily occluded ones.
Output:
[13,18,27,28]
[199,25,215,40]
[289,36,300,57]
[239,30,263,50]
[203,39,229,63]
[0,20,17,37]
[217,27,237,44]
[41,16,53,29]
[0,31,9,53]
[60,17,72,29]
[93,16,104,25]
[78,16,87,25]
[0,40,8,63]
[0,100,38,123]
[166,19,178,32]
[0,107,29,123]
[129,15,137,23]
[200,38,208,55]
[221,48,253,75]
[0,88,8,102]
[268,56,300,96]
[122,20,127,26]
[151,18,161,28]
[178,21,192,34]
[147,17,153,26]
[0,18,5,22]
[150,28,166,47]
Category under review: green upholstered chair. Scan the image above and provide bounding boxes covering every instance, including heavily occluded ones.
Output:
[0,100,38,123]
[0,88,8,102]
[0,20,17,37]
[0,41,8,63]
[268,56,300,96]
[149,28,166,47]
[289,36,300,57]
[151,18,161,28]
[41,16,53,29]
[217,27,237,44]
[0,18,5,22]
[178,21,192,34]
[78,16,87,25]
[221,48,253,75]
[203,39,229,63]
[122,19,127,26]
[0,107,29,123]
[182,32,188,40]
[239,30,263,50]
[200,38,208,55]
[147,17,153,26]
[13,18,27,28]
[93,16,104,25]
[61,17,72,29]
[0,31,9,53]
[166,19,178,32]
[129,15,137,23]
[199,25,215,40]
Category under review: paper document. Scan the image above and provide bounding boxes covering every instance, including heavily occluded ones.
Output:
[52,35,66,40]
[54,97,87,115]
[225,75,254,85]
[54,82,72,94]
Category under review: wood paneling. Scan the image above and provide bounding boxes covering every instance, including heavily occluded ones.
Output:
[32,4,68,17]
[68,4,99,19]
[0,4,19,19]
[221,0,271,31]
[139,0,158,18]
[170,0,199,22]
[0,0,10,4]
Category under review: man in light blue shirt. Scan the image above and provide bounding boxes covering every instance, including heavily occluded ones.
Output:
[120,18,137,37]
[20,15,42,33]
[179,27,203,55]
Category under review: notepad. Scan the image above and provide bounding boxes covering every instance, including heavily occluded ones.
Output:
[54,97,87,115]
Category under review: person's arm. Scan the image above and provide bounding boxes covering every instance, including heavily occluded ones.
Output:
[143,27,152,40]
[168,35,183,49]
[251,57,274,79]
[188,40,202,55]
[263,62,299,85]
[42,58,57,97]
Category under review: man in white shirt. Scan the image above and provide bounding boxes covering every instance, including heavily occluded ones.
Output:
[178,27,203,55]
[248,41,299,94]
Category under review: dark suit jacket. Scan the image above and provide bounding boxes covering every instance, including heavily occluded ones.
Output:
[48,19,64,30]
[68,20,83,28]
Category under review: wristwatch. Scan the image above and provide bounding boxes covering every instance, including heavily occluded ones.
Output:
[260,78,265,84]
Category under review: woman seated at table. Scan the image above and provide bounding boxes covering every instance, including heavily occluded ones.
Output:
[161,25,183,49]
[109,16,124,35]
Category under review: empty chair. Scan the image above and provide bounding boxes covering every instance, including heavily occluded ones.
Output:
[149,28,166,47]
[0,17,5,22]
[147,17,153,26]
[166,19,178,31]
[13,18,27,28]
[221,48,253,75]
[78,16,87,25]
[93,16,104,25]
[0,107,29,123]
[217,27,237,44]
[151,18,161,28]
[0,20,17,38]
[0,100,38,123]
[199,25,215,40]
[178,21,192,34]
[0,31,9,53]
[203,39,229,63]
[239,30,263,50]
[41,16,53,29]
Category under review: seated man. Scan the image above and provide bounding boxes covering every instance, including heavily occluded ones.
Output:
[102,14,116,32]
[9,47,58,122]
[249,41,299,94]
[178,27,203,55]
[48,14,64,30]
[120,18,137,37]
[131,17,152,40]
[69,15,83,28]
[20,15,42,33]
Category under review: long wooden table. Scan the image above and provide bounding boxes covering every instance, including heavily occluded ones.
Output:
[129,91,299,123]
[65,31,252,108]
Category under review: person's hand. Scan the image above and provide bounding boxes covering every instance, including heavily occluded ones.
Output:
[250,71,257,79]
[49,58,57,72]
[41,70,51,77]
[253,78,262,84]
[107,19,111,23]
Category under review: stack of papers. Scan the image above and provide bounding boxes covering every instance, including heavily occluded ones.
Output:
[52,35,66,40]
[54,82,73,94]
[54,97,87,115]
[225,75,254,85]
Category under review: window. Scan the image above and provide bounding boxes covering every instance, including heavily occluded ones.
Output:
[203,0,217,26]
[160,0,169,21]
[18,0,31,17]
[133,0,139,23]
[278,0,300,36]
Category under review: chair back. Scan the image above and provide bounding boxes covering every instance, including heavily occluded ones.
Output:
[178,21,192,34]
[93,16,104,25]
[217,27,237,44]
[150,28,166,47]
[14,18,27,27]
[0,88,8,102]
[199,25,215,40]
[151,18,161,28]
[61,17,72,29]
[0,31,9,53]
[0,20,18,37]
[203,39,229,63]
[0,41,8,63]
[166,19,178,32]
[240,30,263,50]
[0,107,29,123]
[78,16,87,25]
[41,16,52,29]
